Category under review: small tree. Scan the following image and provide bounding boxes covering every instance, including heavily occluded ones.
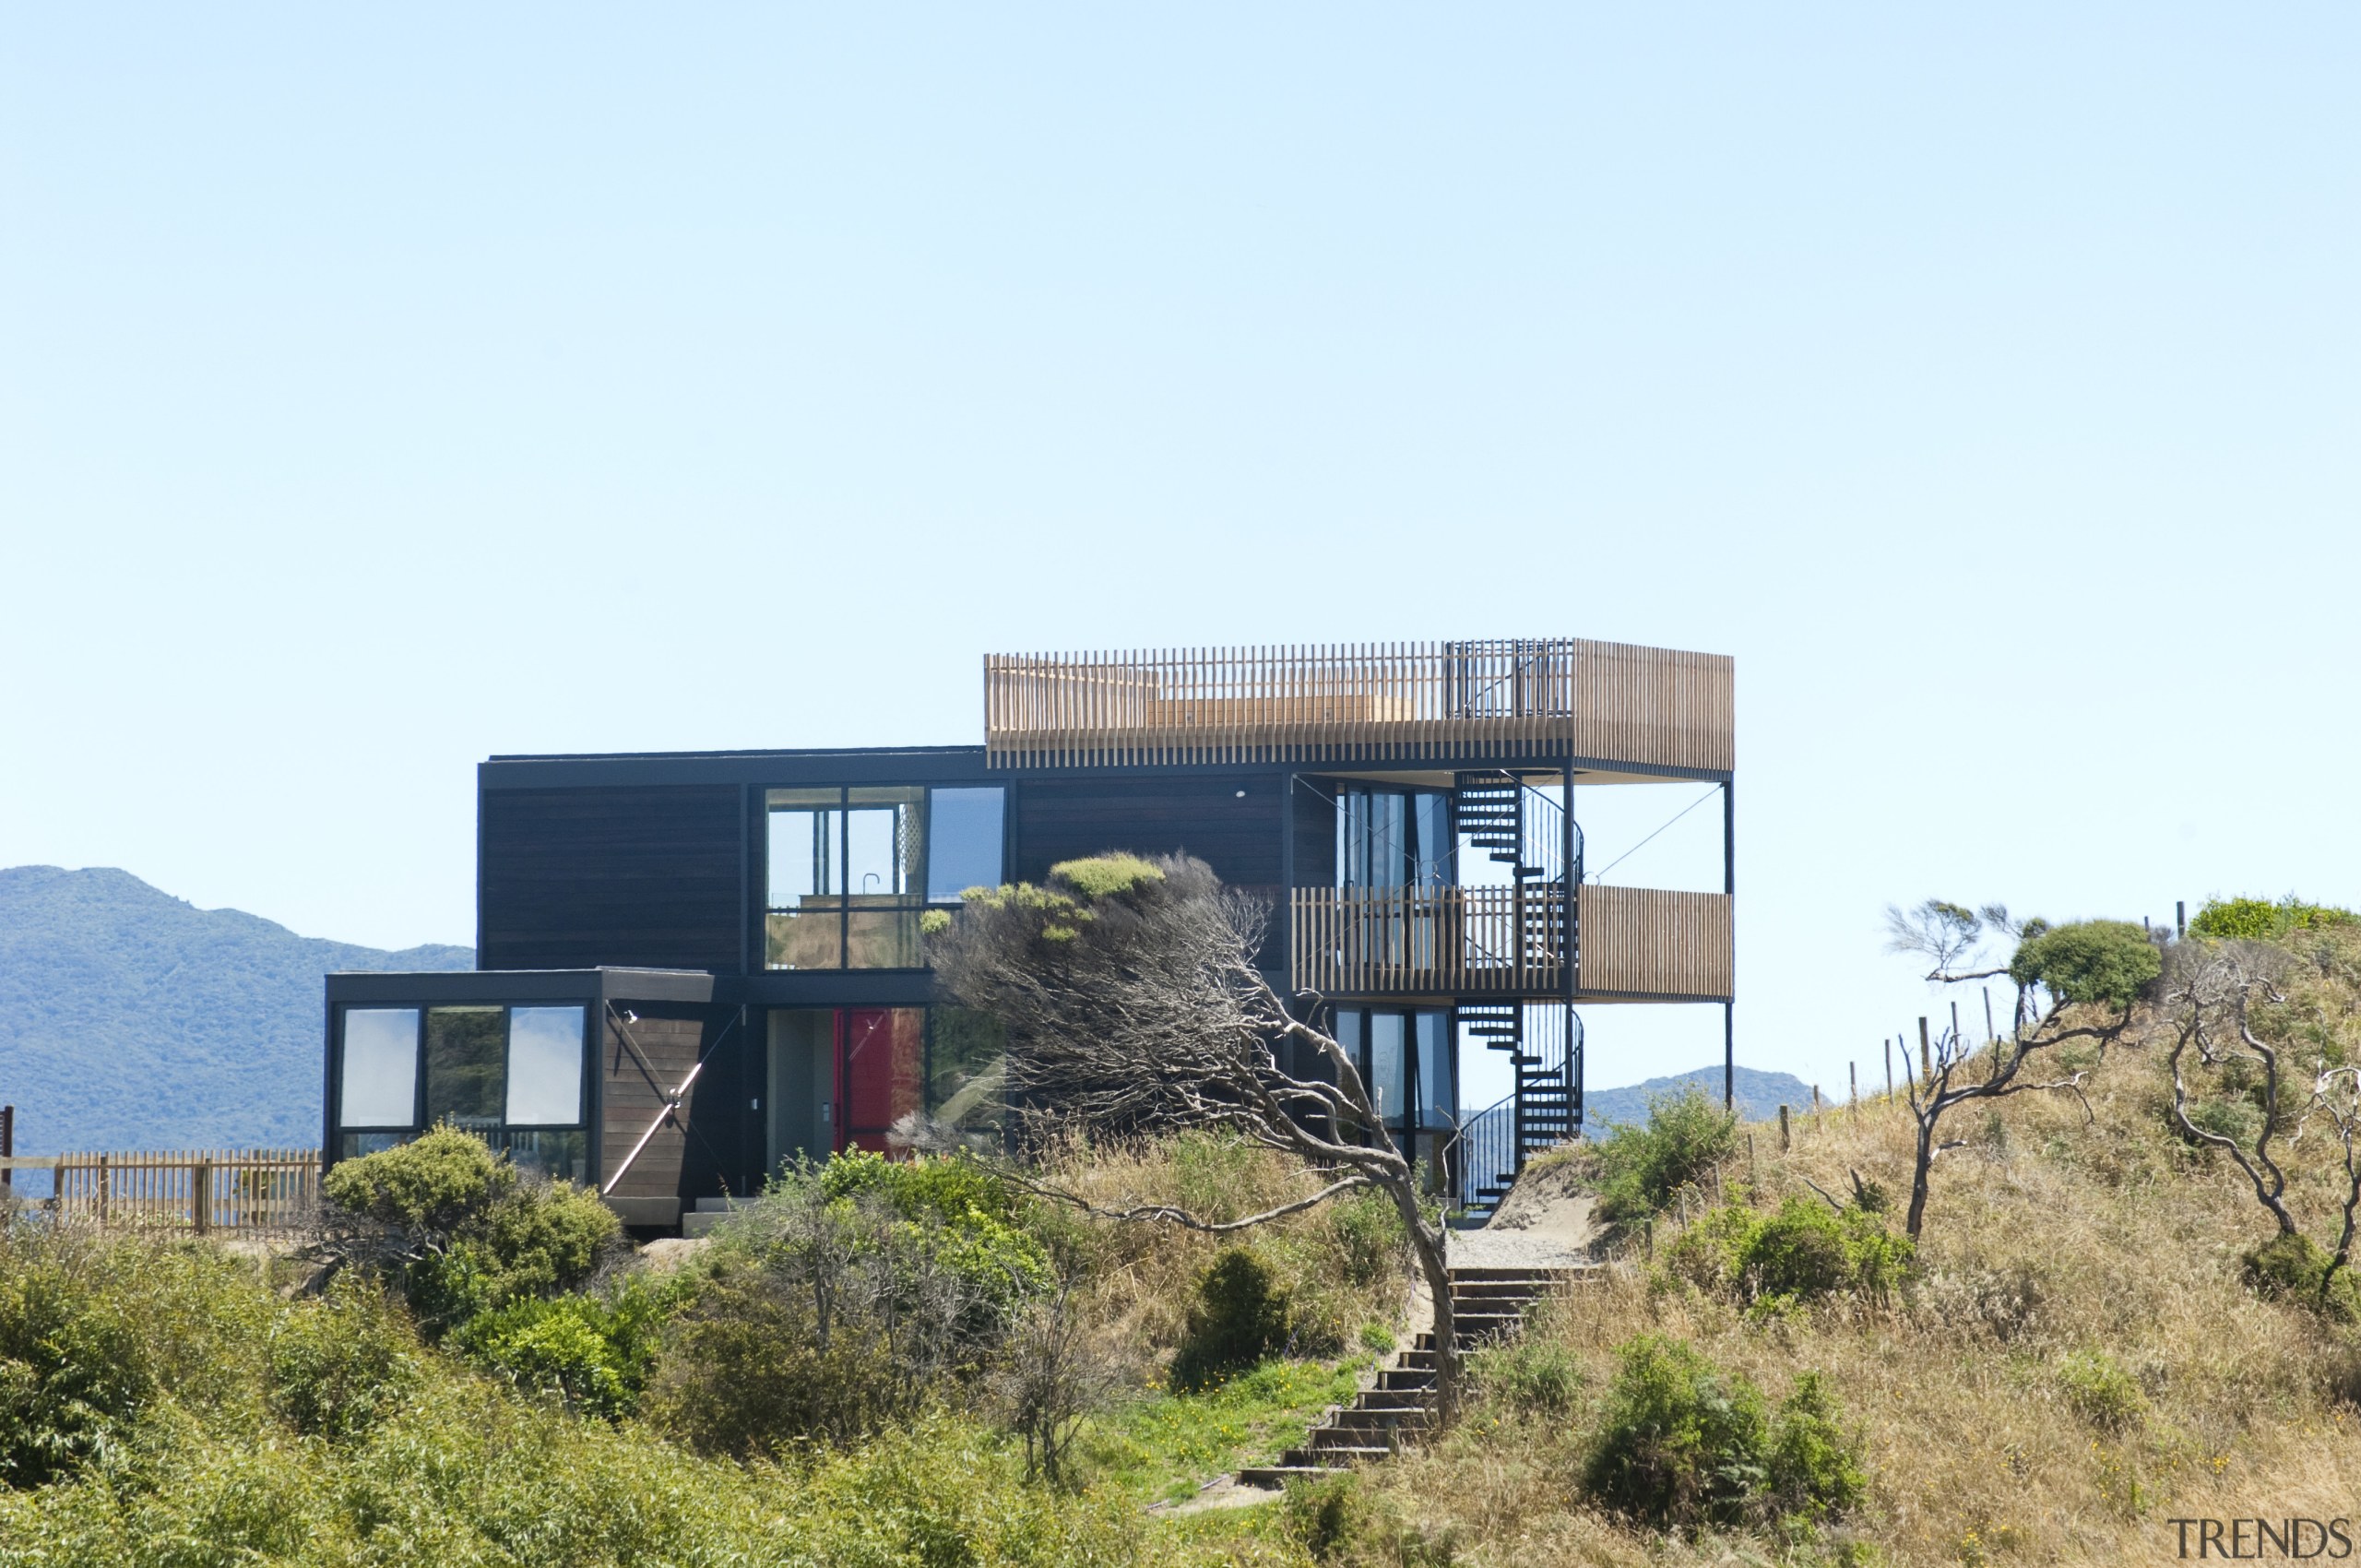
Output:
[2163,941,2361,1314]
[1884,904,2158,1240]
[926,853,1471,1418]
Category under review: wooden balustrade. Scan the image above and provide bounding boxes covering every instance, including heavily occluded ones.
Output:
[1289,885,1734,1002]
[0,1147,320,1236]
[985,639,1734,773]
[1292,885,1563,996]
[1576,886,1735,1002]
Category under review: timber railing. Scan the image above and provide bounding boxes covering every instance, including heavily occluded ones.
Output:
[1291,885,1565,995]
[984,639,1735,773]
[1290,884,1735,1001]
[0,1147,321,1237]
[1577,886,1734,1001]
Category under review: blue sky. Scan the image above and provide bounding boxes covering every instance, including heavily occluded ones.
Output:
[4,6,2355,1100]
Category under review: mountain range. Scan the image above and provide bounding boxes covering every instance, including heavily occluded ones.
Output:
[0,866,470,1154]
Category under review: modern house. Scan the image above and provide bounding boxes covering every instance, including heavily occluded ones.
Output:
[324,639,1735,1230]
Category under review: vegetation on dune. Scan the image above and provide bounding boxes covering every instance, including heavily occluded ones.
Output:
[16,904,2361,1565]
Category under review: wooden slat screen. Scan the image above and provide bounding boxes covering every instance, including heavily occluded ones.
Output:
[26,1148,322,1237]
[984,639,1734,773]
[1291,886,1567,996]
[1576,886,1734,1002]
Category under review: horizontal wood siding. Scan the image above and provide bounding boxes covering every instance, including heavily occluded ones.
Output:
[1292,777,1337,890]
[985,640,1734,774]
[1013,776,1282,891]
[481,785,742,971]
[600,1009,704,1202]
[1578,886,1734,1001]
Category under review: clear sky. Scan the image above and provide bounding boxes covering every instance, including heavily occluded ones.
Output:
[5,6,2355,1101]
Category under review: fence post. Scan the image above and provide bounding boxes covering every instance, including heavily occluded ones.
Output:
[1850,1062,1858,1118]
[193,1159,212,1237]
[1778,1104,1791,1152]
[1812,1085,1822,1131]
[98,1153,110,1229]
[1884,1039,1893,1100]
[1919,1017,1933,1083]
[1,1104,11,1199]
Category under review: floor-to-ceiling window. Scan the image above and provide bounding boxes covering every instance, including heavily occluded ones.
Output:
[1335,786,1454,973]
[1331,1005,1456,1184]
[765,786,1004,969]
[332,1004,590,1180]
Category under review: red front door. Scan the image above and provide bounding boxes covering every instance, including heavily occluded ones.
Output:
[836,1008,923,1154]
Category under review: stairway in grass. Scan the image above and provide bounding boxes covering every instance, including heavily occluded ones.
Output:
[1236,1264,1584,1487]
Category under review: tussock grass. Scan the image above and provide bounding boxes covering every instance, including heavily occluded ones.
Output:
[1349,1022,2361,1566]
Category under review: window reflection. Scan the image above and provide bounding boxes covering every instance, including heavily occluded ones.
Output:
[425,1007,504,1130]
[928,788,1004,902]
[505,1006,586,1126]
[339,1008,419,1128]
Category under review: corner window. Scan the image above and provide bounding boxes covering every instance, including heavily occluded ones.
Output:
[765,785,1003,968]
[333,1004,589,1180]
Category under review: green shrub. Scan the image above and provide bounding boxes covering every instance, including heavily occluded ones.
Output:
[1323,1184,1410,1292]
[1664,1197,1915,1311]
[2189,895,2360,942]
[451,1271,685,1420]
[1472,1335,1584,1420]
[1169,1247,1293,1392]
[2009,920,2162,1008]
[1762,1372,1869,1523]
[1584,1336,1865,1530]
[1584,1333,1769,1526]
[2056,1348,2145,1431]
[0,1240,158,1486]
[2243,1232,2361,1323]
[324,1125,621,1333]
[1591,1090,1738,1231]
[267,1278,418,1441]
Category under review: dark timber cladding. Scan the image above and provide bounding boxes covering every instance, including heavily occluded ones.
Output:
[1013,774,1282,895]
[480,785,742,971]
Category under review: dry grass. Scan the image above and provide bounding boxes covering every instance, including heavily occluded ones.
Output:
[1036,1131,1413,1364]
[1347,1020,2361,1567]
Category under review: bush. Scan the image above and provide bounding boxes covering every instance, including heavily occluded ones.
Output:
[2009,920,2162,1008]
[0,1239,159,1486]
[1584,1335,1865,1530]
[2189,895,2360,942]
[1591,1090,1738,1231]
[1169,1247,1293,1392]
[267,1278,418,1441]
[650,1156,1050,1454]
[1665,1197,1915,1311]
[451,1271,684,1420]
[323,1125,621,1332]
[2056,1349,2145,1431]
[2243,1232,2361,1323]
[1471,1334,1584,1420]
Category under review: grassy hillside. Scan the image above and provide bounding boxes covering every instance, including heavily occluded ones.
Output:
[0,866,470,1153]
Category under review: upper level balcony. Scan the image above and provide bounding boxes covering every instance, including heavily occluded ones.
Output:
[983,638,1734,778]
[1288,883,1734,1004]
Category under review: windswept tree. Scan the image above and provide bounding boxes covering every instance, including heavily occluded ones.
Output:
[2163,938,2361,1313]
[924,852,1470,1417]
[1884,903,2160,1240]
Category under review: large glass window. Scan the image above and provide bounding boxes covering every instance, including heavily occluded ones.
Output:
[339,1008,420,1128]
[1337,786,1454,890]
[506,1006,587,1125]
[1334,1004,1456,1160]
[334,1004,590,1182]
[767,785,999,968]
[928,788,1005,902]
[425,1006,504,1130]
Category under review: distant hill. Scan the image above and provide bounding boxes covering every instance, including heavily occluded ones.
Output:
[0,866,471,1155]
[1585,1063,1818,1131]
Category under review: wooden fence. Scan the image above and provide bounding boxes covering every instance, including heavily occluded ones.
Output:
[984,639,1735,773]
[0,1148,320,1237]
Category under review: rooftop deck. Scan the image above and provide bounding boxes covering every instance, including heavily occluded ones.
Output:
[982,639,1733,775]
